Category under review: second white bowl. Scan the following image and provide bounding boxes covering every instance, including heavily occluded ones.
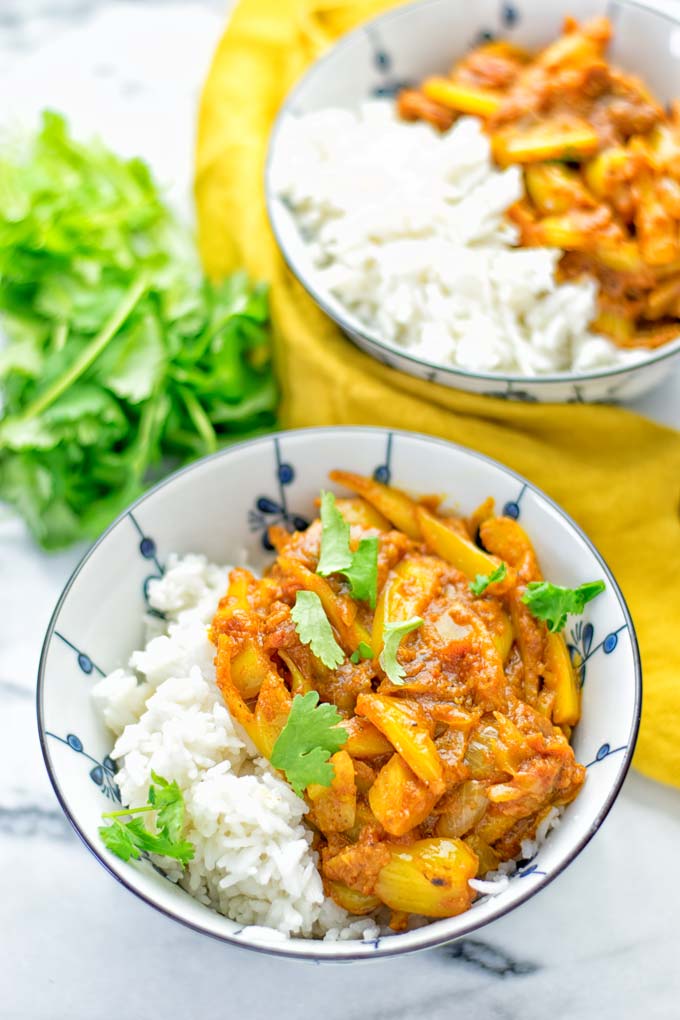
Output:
[265,0,680,403]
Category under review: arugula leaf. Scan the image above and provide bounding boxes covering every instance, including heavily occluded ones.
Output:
[98,772,194,866]
[379,617,424,686]
[316,491,378,607]
[291,590,345,669]
[0,113,277,549]
[521,579,606,633]
[350,641,374,664]
[270,691,348,796]
[470,562,507,596]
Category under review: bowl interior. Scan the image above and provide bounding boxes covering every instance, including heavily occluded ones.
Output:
[266,0,680,393]
[39,428,640,959]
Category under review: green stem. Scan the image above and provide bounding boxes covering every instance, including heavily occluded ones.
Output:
[52,321,68,353]
[132,400,157,475]
[102,805,155,820]
[19,274,149,422]
[180,388,217,453]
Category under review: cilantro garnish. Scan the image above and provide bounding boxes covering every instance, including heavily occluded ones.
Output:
[147,770,186,841]
[270,692,348,796]
[291,590,345,669]
[350,641,374,664]
[470,562,507,596]
[379,617,424,685]
[521,579,606,633]
[317,490,352,575]
[99,771,194,866]
[345,537,379,606]
[317,491,378,608]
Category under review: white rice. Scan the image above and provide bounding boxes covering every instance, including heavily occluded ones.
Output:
[273,101,648,375]
[92,554,380,942]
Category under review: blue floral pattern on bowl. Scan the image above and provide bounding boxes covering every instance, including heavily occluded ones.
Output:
[248,437,309,549]
[45,732,120,802]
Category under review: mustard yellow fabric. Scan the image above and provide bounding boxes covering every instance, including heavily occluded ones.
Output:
[195,0,680,787]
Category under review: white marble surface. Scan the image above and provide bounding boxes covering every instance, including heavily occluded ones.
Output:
[2,2,680,1018]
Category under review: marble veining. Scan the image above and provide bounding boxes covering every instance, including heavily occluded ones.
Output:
[0,804,72,840]
[2,2,680,1019]
[446,939,540,978]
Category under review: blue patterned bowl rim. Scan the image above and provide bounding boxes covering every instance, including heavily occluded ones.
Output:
[264,0,680,386]
[37,426,642,960]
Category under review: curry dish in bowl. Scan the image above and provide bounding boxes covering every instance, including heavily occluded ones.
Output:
[40,427,641,956]
[267,4,680,398]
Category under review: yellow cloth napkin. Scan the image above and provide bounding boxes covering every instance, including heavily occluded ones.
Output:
[195,0,680,787]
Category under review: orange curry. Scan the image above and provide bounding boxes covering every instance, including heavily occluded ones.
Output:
[209,472,585,928]
[398,16,680,349]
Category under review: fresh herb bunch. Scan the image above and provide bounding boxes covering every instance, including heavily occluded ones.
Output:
[0,112,277,548]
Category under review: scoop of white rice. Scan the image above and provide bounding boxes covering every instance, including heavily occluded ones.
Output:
[272,101,648,375]
[92,555,379,941]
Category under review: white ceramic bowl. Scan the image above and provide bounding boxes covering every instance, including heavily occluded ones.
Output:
[265,0,680,403]
[38,427,641,960]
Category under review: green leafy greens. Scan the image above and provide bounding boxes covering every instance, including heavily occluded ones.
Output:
[271,691,348,796]
[521,579,606,633]
[350,641,374,664]
[379,616,424,686]
[290,589,345,669]
[316,491,378,608]
[99,771,194,865]
[0,112,277,548]
[469,562,507,596]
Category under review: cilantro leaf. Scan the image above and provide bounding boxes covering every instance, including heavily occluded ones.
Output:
[149,770,185,842]
[317,490,352,575]
[521,579,606,633]
[316,491,378,607]
[128,824,195,865]
[99,773,194,867]
[379,617,424,685]
[350,641,374,664]
[344,537,379,609]
[291,590,345,669]
[270,691,348,796]
[470,562,507,596]
[99,820,142,862]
